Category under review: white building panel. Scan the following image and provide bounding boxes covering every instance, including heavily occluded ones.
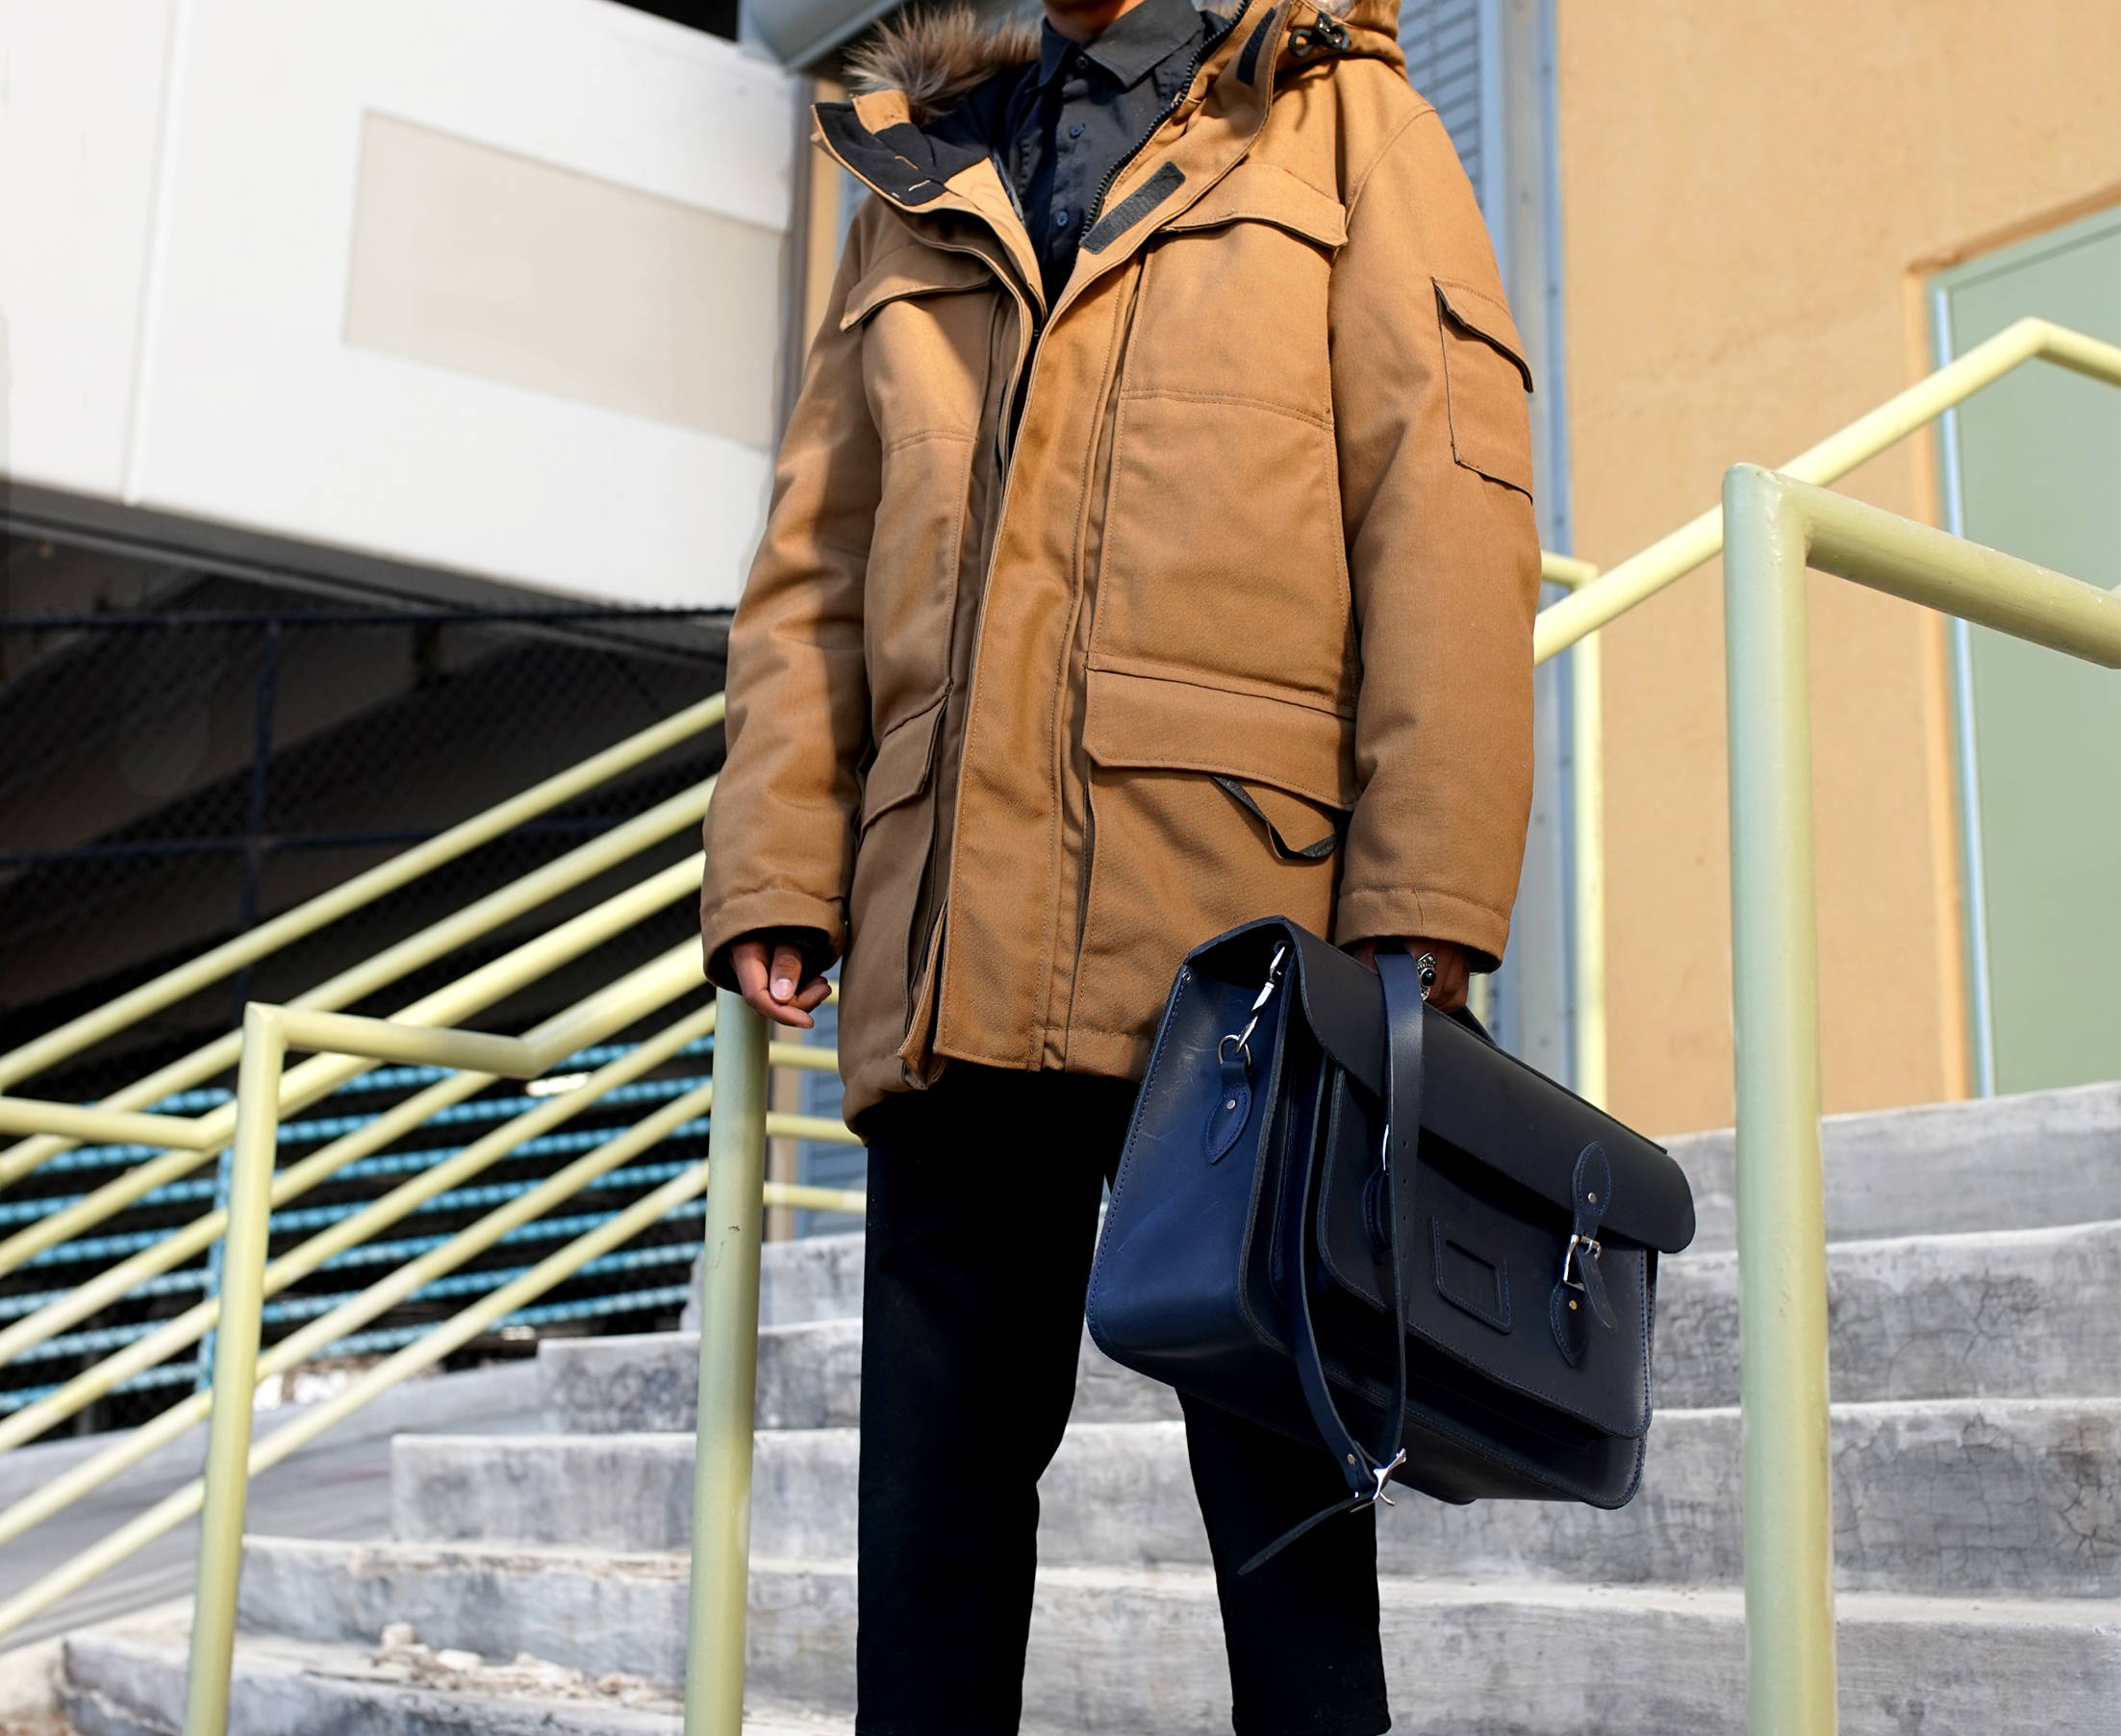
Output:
[5,0,798,610]
[0,1,174,498]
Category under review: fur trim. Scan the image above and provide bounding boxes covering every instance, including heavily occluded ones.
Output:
[845,0,1360,126]
[843,3,1041,125]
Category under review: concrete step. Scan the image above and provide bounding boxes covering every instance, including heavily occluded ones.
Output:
[1667,1079,2121,1252]
[539,1319,1178,1435]
[393,1396,2121,1598]
[553,1218,2121,1432]
[58,1606,849,1736]
[212,1539,2121,1735]
[1656,1219,2121,1406]
[697,1085,2121,1326]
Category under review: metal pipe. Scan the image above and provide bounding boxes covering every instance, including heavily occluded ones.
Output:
[0,779,717,1191]
[1717,462,2115,1731]
[1722,465,1838,1733]
[0,856,703,1275]
[181,1006,287,1736]
[1541,553,1607,1105]
[686,993,771,1736]
[0,992,718,1487]
[1536,317,2121,664]
[0,944,704,1371]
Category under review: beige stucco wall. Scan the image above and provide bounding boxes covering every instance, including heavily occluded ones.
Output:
[1555,2,2121,1136]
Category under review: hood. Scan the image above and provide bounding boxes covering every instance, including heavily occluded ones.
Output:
[843,0,1405,126]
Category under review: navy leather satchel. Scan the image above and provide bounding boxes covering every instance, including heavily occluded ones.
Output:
[1085,917,1697,1571]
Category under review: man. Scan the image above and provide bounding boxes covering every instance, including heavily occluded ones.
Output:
[700,0,1540,1726]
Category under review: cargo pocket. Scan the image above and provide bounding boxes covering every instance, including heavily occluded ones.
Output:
[1070,667,1355,1045]
[840,694,947,1068]
[1433,274,1536,498]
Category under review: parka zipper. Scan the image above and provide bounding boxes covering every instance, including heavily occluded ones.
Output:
[1079,0,1249,239]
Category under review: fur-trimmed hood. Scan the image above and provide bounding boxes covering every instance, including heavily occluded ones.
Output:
[844,0,1395,126]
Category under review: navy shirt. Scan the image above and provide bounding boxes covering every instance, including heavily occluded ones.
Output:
[993,0,1209,307]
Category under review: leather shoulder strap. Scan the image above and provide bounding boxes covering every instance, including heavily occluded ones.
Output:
[1239,949,1427,1573]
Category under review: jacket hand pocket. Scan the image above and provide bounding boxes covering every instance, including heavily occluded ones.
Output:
[1432,274,1536,499]
[857,694,947,833]
[1071,668,1353,1041]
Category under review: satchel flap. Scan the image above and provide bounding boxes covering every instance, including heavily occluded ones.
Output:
[1184,918,1697,1254]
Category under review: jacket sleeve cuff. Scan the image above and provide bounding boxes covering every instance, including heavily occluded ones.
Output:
[698,887,846,993]
[1333,884,1511,976]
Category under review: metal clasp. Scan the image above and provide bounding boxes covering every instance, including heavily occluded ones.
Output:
[1559,1231,1603,1292]
[1220,944,1289,1069]
[1368,1447,1407,1506]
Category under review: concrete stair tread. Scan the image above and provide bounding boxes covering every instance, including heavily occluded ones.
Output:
[59,1612,852,1736]
[111,1540,2117,1735]
[391,1396,2121,1598]
[555,1214,2121,1431]
[229,1531,2121,1624]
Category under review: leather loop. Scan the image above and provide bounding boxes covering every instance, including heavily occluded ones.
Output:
[1551,1140,1617,1357]
[1204,1044,1253,1163]
[1212,775,1343,860]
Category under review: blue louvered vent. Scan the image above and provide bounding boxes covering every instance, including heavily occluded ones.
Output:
[1399,0,1484,204]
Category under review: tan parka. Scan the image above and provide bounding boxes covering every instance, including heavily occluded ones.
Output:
[700,0,1542,1128]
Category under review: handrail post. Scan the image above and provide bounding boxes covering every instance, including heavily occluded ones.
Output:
[1723,466,1838,1733]
[183,1003,288,1736]
[1571,625,1607,1105]
[686,991,770,1735]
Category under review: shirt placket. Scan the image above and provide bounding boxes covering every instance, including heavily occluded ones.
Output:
[1047,54,1098,299]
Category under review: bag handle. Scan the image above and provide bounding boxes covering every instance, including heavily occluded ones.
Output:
[1239,946,1427,1573]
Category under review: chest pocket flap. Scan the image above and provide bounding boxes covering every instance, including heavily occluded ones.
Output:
[1154,162,1348,250]
[840,245,999,330]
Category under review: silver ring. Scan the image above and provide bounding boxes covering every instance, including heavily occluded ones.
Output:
[1413,950,1438,1002]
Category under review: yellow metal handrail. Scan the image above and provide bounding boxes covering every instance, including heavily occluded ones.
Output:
[0,695,725,1192]
[1719,465,2119,1731]
[1537,315,2121,1107]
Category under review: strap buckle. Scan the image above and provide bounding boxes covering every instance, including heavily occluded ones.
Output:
[1367,1447,1407,1507]
[1560,1231,1603,1292]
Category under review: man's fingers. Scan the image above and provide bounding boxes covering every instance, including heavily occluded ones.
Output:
[730,941,770,999]
[728,938,814,1028]
[792,976,833,1012]
[770,943,805,1003]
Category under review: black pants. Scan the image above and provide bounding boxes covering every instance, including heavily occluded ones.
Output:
[853,1062,1390,1736]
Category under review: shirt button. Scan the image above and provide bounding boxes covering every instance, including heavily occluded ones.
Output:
[1053,209,1072,228]
[1073,51,1087,67]
[1069,121,1085,137]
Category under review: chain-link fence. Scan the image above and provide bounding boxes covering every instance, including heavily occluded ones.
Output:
[0,561,740,1435]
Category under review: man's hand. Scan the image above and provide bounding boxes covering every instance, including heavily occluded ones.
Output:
[728,929,834,1030]
[1346,936,1470,1012]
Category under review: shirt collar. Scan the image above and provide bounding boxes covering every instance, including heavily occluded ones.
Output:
[1035,0,1204,92]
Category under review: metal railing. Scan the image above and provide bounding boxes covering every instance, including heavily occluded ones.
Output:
[1,315,2114,1735]
[1538,315,2121,1107]
[0,688,853,1656]
[1719,465,2119,1728]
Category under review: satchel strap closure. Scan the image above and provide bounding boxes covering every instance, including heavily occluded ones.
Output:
[1550,1141,1619,1361]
